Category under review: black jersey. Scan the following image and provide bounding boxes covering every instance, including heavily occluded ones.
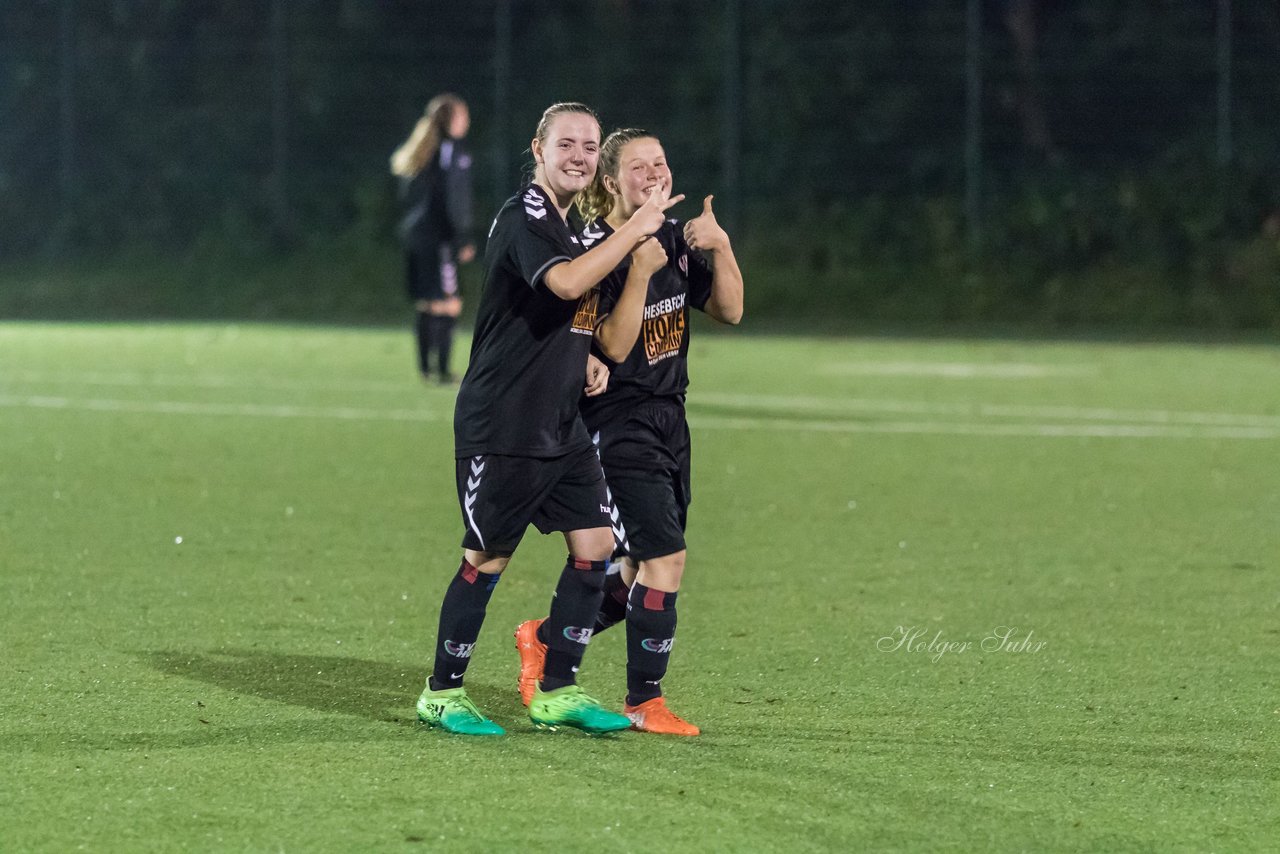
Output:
[397,140,474,255]
[578,218,713,431]
[453,184,601,458]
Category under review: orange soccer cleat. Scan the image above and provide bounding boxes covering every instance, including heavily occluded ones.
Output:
[623,696,701,736]
[514,618,547,706]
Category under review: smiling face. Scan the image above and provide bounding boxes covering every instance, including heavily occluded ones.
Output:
[605,137,671,221]
[532,111,601,209]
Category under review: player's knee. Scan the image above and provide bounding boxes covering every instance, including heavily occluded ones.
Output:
[638,550,686,592]
[568,528,615,562]
[465,549,510,575]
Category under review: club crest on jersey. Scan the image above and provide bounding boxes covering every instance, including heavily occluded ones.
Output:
[523,188,547,220]
[678,253,688,275]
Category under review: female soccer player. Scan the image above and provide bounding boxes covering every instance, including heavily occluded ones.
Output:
[515,129,743,736]
[416,104,681,736]
[391,93,475,384]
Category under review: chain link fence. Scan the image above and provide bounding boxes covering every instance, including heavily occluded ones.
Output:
[2,1,1278,324]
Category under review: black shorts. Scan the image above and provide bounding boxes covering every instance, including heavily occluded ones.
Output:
[591,399,691,562]
[456,445,615,555]
[406,244,459,303]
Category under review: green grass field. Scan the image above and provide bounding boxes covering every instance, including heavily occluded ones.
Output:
[2,321,1278,852]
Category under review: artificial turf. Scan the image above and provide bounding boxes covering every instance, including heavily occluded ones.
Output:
[2,321,1277,852]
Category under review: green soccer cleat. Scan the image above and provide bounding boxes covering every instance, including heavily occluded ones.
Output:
[528,684,631,735]
[416,685,505,736]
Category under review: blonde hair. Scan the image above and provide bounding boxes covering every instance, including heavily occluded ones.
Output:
[525,102,601,219]
[576,128,656,225]
[390,93,466,179]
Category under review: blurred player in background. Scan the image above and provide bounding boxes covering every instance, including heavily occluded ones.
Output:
[415,103,681,736]
[515,128,743,736]
[391,93,475,384]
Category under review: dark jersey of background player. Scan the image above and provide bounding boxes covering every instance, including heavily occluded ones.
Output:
[391,93,475,384]
[398,135,473,274]
[578,218,713,434]
[453,183,595,458]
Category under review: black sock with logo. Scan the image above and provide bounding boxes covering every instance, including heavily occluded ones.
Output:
[429,559,499,691]
[625,583,677,705]
[540,556,607,692]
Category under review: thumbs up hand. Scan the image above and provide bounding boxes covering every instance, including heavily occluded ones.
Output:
[682,195,729,252]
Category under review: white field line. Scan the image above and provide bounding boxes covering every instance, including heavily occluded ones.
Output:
[689,413,1280,440]
[693,392,1280,429]
[5,370,1277,429]
[820,361,1098,378]
[0,394,442,423]
[1,393,1276,440]
[0,369,408,393]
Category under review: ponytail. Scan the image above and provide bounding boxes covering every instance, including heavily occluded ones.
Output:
[391,93,464,179]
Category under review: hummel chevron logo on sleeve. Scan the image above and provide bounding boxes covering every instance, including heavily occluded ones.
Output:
[523,188,547,220]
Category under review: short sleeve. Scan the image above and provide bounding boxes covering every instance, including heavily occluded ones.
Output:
[509,213,572,290]
[496,188,573,290]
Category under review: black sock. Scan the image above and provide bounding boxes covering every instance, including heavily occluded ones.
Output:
[429,559,499,691]
[415,312,435,376]
[433,315,456,378]
[541,556,607,691]
[593,563,630,634]
[533,558,622,646]
[625,583,677,705]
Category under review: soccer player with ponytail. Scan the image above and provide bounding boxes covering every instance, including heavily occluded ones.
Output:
[415,104,681,736]
[515,128,744,736]
[391,93,475,384]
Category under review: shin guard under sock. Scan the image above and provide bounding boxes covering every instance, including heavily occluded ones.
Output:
[429,559,499,690]
[625,583,677,705]
[593,562,631,634]
[541,556,607,691]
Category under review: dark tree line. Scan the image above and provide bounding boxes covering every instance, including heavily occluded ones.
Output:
[2,1,1277,325]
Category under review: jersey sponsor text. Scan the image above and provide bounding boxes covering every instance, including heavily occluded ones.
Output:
[571,287,600,335]
[643,292,686,320]
[642,307,686,365]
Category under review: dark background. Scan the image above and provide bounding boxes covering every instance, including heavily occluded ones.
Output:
[2,0,1278,329]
